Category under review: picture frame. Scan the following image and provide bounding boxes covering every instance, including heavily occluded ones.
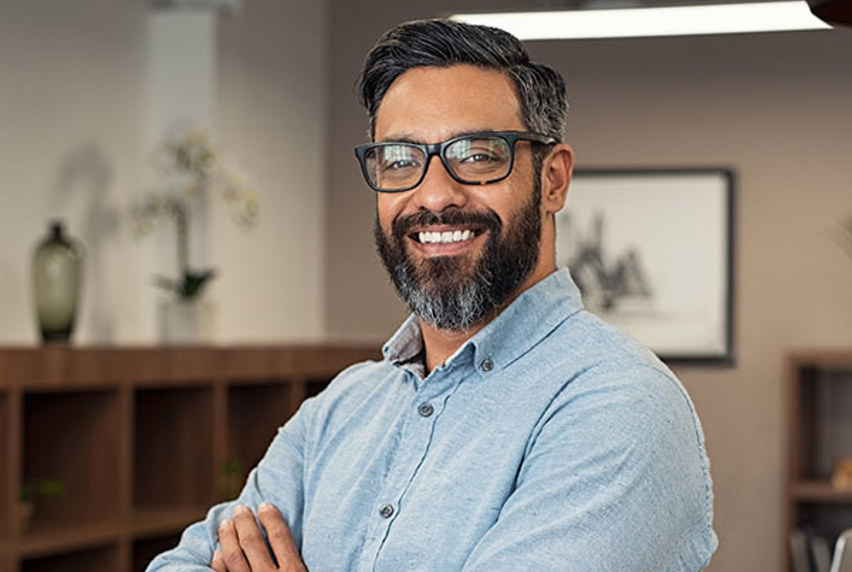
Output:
[556,168,734,364]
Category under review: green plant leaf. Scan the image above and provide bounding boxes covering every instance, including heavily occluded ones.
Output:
[179,269,217,300]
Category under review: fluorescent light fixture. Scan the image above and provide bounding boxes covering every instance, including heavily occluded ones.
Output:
[450,1,831,40]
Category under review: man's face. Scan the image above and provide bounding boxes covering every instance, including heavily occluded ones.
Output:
[372,65,548,331]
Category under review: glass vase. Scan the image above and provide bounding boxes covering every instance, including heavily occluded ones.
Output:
[32,221,84,343]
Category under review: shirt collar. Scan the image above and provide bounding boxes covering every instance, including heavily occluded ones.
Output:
[466,268,584,374]
[383,268,585,376]
[382,314,425,373]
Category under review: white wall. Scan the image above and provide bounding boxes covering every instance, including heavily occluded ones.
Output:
[0,0,328,344]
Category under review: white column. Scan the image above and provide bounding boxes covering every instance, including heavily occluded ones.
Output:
[140,3,226,340]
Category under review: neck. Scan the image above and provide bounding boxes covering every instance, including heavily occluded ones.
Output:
[419,319,483,374]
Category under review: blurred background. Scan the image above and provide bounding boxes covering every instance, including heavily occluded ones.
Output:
[2,1,852,570]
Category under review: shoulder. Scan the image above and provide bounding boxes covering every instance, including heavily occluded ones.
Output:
[303,358,394,408]
[536,308,706,453]
[531,309,715,532]
[295,357,406,431]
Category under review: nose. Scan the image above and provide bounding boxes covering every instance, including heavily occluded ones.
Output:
[409,155,469,213]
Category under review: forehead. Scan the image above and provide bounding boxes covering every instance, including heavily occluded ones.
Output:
[374,65,524,143]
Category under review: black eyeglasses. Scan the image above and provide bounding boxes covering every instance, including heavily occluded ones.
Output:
[354,130,557,193]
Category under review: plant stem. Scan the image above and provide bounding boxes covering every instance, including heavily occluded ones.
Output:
[176,202,189,275]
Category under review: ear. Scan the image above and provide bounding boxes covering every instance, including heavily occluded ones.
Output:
[540,144,574,216]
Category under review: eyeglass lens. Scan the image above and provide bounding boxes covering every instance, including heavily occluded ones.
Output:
[364,135,512,191]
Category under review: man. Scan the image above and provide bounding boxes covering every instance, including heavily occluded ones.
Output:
[148,19,717,572]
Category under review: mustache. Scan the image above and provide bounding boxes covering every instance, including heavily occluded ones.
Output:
[391,208,502,239]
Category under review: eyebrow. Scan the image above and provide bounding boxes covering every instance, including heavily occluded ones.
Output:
[375,129,501,145]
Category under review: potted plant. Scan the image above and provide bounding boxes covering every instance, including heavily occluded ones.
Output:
[131,126,259,341]
[19,478,65,531]
[221,457,246,501]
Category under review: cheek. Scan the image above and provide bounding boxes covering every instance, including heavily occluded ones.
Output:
[375,196,395,227]
[478,186,530,226]
[377,193,413,228]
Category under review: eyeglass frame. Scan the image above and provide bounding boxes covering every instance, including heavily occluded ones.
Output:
[353,130,558,193]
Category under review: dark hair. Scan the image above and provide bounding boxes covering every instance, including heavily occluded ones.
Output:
[357,19,567,146]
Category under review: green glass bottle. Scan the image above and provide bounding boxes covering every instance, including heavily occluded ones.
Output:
[33,221,84,343]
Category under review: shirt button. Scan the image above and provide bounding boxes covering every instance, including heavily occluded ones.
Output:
[481,358,494,372]
[418,402,434,417]
[379,504,395,518]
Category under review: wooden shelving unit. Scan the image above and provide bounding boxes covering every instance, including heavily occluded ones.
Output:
[785,350,852,571]
[0,345,379,572]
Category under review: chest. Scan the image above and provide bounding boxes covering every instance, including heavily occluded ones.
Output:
[299,367,557,572]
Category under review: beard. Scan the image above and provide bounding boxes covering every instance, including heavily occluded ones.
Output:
[374,183,542,331]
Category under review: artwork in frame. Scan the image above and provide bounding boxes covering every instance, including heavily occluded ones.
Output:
[556,168,734,364]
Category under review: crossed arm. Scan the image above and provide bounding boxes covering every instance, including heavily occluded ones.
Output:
[211,503,306,572]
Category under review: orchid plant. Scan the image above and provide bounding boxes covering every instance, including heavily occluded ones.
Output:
[131,127,259,301]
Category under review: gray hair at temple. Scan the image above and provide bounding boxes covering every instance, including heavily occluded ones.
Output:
[356,19,567,146]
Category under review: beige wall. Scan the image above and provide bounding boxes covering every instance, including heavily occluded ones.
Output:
[216,0,328,341]
[0,0,327,343]
[325,3,852,571]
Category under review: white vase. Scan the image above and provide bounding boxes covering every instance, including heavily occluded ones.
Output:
[158,298,216,344]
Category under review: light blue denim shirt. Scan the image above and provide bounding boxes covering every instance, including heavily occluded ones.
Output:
[147,268,717,572]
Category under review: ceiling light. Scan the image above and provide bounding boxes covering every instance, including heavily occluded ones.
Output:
[450,1,832,40]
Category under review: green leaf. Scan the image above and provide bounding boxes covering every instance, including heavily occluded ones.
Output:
[178,269,217,300]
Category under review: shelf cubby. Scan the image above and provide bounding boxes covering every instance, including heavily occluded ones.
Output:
[796,501,852,544]
[22,390,121,534]
[305,379,330,399]
[133,386,215,511]
[21,543,119,572]
[225,381,296,499]
[132,533,182,572]
[794,366,852,481]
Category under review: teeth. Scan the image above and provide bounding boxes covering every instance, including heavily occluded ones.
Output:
[418,229,475,244]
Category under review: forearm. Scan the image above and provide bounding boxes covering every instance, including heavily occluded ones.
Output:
[146,503,227,571]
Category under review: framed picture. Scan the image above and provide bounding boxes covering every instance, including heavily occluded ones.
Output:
[556,168,734,364]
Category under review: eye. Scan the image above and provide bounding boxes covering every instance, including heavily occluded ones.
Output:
[377,145,421,172]
[447,138,510,165]
[459,150,501,164]
[382,158,420,171]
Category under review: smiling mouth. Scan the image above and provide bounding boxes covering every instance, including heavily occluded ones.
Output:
[412,229,479,244]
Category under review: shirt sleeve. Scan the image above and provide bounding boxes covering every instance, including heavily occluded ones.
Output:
[460,367,717,572]
[144,397,313,572]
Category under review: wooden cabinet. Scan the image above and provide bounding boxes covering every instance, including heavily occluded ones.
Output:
[0,345,379,572]
[786,350,852,571]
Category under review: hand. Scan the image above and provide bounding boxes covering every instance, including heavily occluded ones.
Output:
[211,503,307,572]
